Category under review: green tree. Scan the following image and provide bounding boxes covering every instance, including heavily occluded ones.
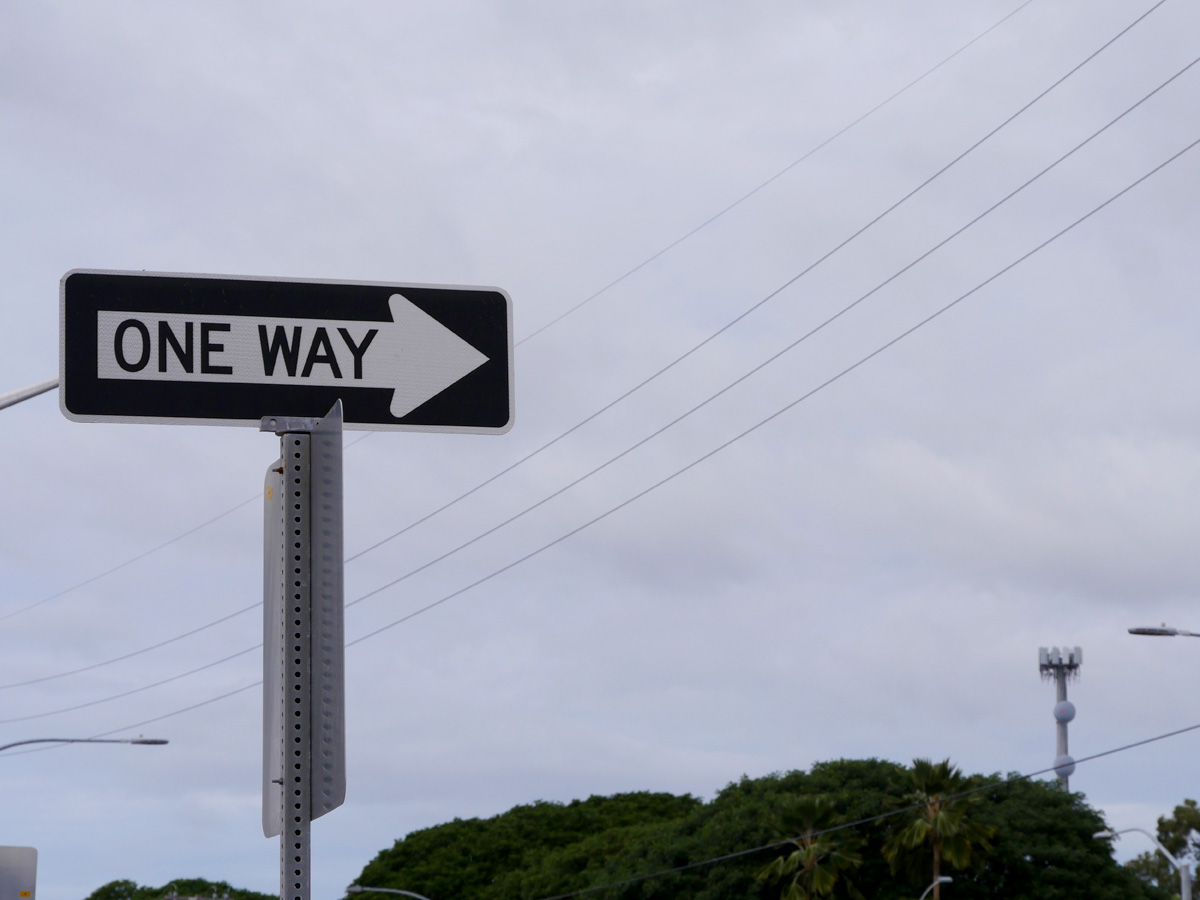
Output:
[84,882,140,900]
[83,880,275,900]
[342,758,1169,900]
[966,775,1169,900]
[882,758,994,899]
[352,792,700,900]
[756,794,864,900]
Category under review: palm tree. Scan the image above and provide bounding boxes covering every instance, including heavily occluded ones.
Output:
[756,794,865,900]
[882,758,994,899]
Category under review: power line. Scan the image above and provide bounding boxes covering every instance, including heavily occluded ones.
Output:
[344,47,1199,615]
[11,127,1195,743]
[14,61,1197,722]
[0,0,1049,681]
[332,134,1200,653]
[0,434,375,629]
[0,644,260,725]
[335,129,1200,648]
[0,496,259,625]
[0,601,260,690]
[343,0,1163,564]
[514,0,1042,345]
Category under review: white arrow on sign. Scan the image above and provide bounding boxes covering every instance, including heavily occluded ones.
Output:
[96,293,489,418]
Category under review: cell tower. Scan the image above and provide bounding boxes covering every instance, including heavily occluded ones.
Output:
[1039,646,1081,790]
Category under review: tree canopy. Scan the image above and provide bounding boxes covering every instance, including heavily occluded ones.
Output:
[347,759,1167,900]
[83,878,276,900]
[755,794,864,900]
[78,760,1173,900]
[882,758,993,898]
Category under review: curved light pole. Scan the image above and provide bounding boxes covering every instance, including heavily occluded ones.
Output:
[918,875,951,899]
[346,886,433,900]
[0,737,168,753]
[1095,828,1191,900]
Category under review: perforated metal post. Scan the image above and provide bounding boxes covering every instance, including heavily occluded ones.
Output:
[284,428,313,900]
[262,402,345,900]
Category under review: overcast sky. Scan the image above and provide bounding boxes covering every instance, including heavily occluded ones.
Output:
[4,1,1200,898]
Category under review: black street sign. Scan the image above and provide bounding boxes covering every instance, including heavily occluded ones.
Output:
[60,270,513,432]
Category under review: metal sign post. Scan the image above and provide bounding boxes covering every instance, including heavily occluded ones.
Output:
[59,268,513,898]
[262,402,345,900]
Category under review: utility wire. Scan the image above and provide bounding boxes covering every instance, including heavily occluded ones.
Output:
[344,0,1163,565]
[0,601,261,690]
[0,0,1051,679]
[515,0,1040,344]
[343,50,1199,619]
[314,133,1200,654]
[0,497,258,625]
[0,644,260,725]
[11,60,1196,721]
[104,122,1200,728]
[7,130,1194,744]
[0,435,374,628]
[8,0,1042,606]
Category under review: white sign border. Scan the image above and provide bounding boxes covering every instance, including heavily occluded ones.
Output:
[59,268,514,434]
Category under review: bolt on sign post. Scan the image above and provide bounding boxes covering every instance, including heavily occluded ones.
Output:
[59,270,513,900]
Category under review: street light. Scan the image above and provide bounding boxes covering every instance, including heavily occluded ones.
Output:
[1128,625,1199,637]
[1094,828,1192,900]
[919,875,952,899]
[0,737,168,753]
[346,886,433,900]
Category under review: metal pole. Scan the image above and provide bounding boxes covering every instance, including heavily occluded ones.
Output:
[1055,668,1069,791]
[281,428,313,900]
[0,378,57,412]
[262,402,345,900]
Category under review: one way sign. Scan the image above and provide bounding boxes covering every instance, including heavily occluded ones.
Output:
[60,270,513,432]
